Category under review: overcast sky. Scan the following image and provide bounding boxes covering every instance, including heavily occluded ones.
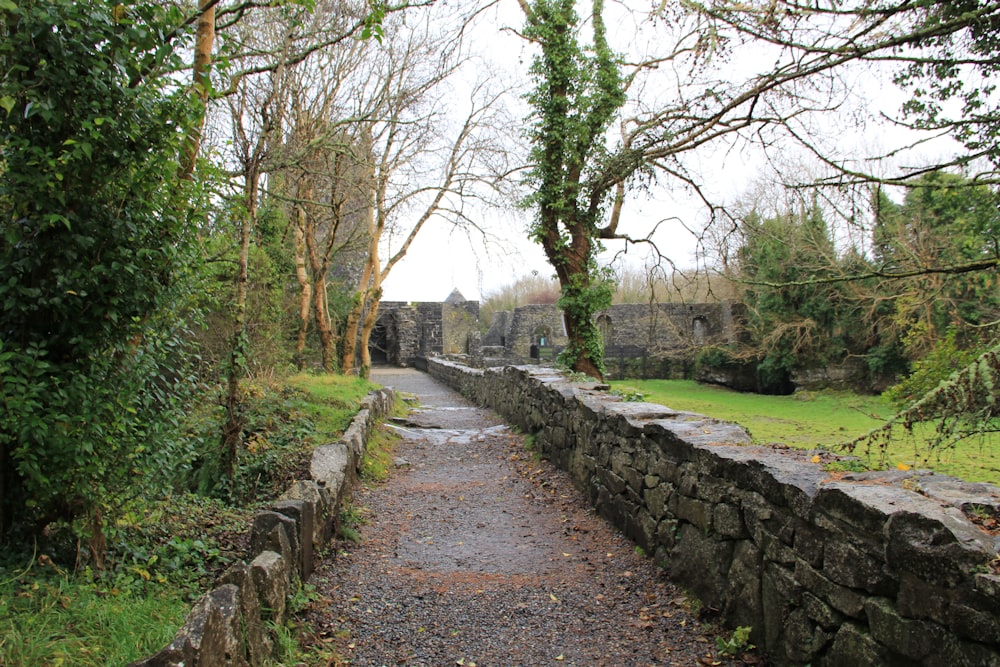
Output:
[376,0,964,304]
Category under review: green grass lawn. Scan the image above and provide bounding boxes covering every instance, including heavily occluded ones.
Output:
[611,379,1000,485]
[286,373,377,439]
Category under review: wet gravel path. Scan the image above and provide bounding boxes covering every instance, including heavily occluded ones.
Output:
[304,368,753,666]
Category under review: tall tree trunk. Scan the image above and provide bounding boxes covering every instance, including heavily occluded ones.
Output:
[178,0,215,180]
[221,171,256,479]
[358,290,381,379]
[341,278,370,375]
[341,194,377,374]
[292,208,311,369]
[304,231,337,372]
[546,227,607,380]
[559,296,604,379]
[357,240,382,378]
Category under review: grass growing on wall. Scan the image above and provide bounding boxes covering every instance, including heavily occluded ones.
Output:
[286,373,378,440]
[612,379,1000,485]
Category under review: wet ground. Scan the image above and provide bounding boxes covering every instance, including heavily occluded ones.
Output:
[304,367,759,666]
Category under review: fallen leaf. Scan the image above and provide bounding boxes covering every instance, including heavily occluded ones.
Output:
[550,593,560,602]
[811,454,821,463]
[897,462,911,471]
[555,654,565,661]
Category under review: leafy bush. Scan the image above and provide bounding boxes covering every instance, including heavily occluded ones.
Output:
[0,0,203,554]
[884,329,980,409]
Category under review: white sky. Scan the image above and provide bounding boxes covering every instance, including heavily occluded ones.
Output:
[379,0,707,302]
[377,0,969,304]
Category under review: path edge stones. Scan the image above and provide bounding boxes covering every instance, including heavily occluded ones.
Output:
[128,387,395,667]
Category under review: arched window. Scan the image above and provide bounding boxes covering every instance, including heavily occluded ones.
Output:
[596,314,613,346]
[692,316,708,344]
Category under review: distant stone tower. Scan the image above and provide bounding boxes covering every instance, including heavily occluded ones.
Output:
[441,288,480,355]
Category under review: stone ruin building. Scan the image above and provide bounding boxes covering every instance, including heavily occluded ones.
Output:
[371,289,742,380]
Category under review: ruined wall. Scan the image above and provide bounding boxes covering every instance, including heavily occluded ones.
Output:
[482,311,511,347]
[373,296,480,368]
[428,358,1000,667]
[375,302,421,367]
[442,300,479,355]
[378,298,740,378]
[388,308,419,367]
[481,302,739,376]
[503,304,568,359]
[598,302,738,352]
[415,302,443,359]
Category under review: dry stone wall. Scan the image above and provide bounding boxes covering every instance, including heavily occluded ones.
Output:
[428,358,1000,666]
[129,388,395,667]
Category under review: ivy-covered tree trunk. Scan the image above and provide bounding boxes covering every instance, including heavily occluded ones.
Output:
[221,170,257,479]
[520,0,625,380]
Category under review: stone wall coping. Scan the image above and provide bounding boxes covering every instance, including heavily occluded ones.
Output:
[427,357,1000,666]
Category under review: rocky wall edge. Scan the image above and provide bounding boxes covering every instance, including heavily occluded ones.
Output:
[427,357,1000,667]
[129,387,395,667]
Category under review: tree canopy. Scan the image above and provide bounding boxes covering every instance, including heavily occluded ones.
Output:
[2,0,1000,555]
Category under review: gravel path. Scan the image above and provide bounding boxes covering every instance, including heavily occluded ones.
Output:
[303,368,760,666]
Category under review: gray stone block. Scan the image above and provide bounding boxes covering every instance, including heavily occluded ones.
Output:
[130,585,246,667]
[282,480,328,557]
[669,522,734,610]
[795,558,865,619]
[310,442,350,504]
[866,596,946,661]
[820,622,888,667]
[271,498,314,579]
[823,539,897,596]
[713,503,746,539]
[724,539,763,631]
[219,562,269,666]
[251,550,290,624]
[250,511,299,578]
[885,509,994,588]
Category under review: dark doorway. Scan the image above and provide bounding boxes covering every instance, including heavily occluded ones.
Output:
[369,321,389,364]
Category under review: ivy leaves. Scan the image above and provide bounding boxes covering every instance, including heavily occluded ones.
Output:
[521,0,626,376]
[0,0,201,542]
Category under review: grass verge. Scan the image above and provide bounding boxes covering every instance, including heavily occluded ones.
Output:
[0,372,378,667]
[612,379,1000,484]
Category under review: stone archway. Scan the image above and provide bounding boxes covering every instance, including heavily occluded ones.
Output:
[530,325,553,360]
[596,313,613,346]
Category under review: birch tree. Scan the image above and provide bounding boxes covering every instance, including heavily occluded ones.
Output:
[326,9,510,377]
[210,0,374,475]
